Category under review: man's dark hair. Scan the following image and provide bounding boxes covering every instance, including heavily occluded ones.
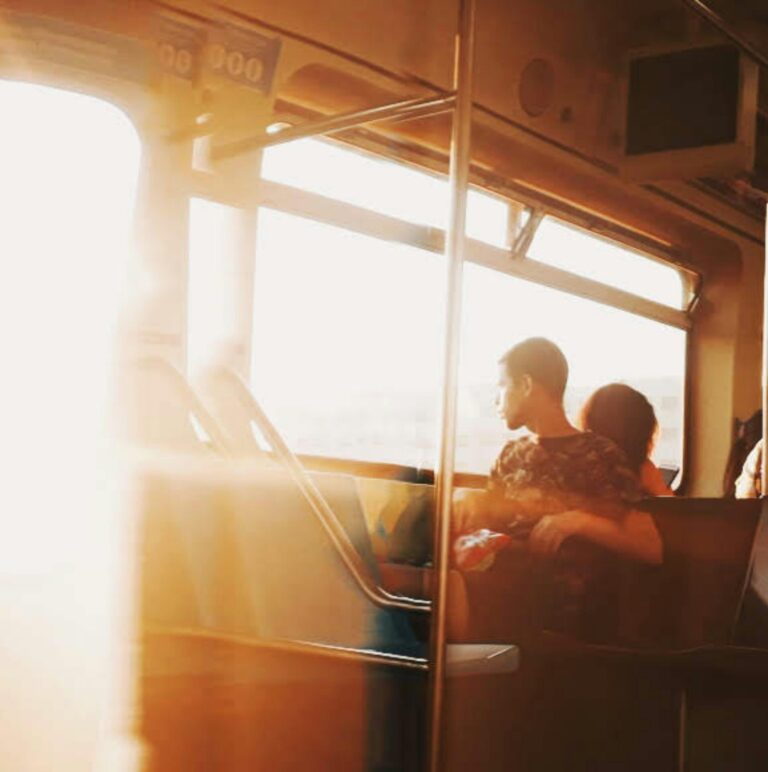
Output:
[499,337,568,400]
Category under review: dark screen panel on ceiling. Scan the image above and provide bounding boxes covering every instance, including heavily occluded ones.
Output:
[626,45,740,156]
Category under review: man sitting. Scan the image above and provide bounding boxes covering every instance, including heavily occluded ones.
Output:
[456,337,662,565]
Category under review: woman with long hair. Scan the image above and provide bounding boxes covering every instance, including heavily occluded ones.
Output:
[580,383,672,496]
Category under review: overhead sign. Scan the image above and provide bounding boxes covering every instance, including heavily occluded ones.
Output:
[206,24,281,94]
[0,11,149,84]
[0,11,282,95]
[154,14,205,82]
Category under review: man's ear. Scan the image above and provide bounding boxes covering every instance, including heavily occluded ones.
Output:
[520,373,533,397]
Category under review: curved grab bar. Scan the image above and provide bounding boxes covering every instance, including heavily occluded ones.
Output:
[202,369,432,614]
[147,626,521,677]
[247,395,432,614]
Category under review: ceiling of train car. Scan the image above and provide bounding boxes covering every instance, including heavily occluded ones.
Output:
[167,0,768,223]
[245,0,768,222]
[537,0,768,217]
[475,0,766,188]
[4,0,760,234]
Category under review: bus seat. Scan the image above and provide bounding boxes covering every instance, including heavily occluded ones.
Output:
[138,455,423,655]
[438,498,760,650]
[137,457,379,772]
[118,356,227,455]
[139,460,258,638]
[733,500,768,647]
[639,498,761,648]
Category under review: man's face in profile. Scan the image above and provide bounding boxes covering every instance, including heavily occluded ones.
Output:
[496,365,529,430]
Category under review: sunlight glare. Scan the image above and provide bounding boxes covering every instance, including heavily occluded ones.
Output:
[0,81,140,575]
[0,79,141,771]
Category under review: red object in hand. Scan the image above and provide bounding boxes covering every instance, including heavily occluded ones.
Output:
[453,529,512,571]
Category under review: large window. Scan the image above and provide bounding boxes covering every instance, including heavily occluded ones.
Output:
[236,138,689,474]
[251,208,443,467]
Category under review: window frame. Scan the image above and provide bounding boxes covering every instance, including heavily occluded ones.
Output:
[192,137,695,331]
[190,135,692,485]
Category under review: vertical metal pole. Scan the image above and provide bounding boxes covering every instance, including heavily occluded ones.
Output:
[762,205,768,496]
[427,1,476,770]
[677,688,688,772]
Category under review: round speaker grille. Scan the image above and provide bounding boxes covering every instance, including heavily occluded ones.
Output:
[519,58,555,117]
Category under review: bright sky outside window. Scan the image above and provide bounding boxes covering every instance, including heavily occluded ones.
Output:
[261,137,509,246]
[249,138,689,474]
[527,217,686,309]
[251,208,443,467]
[250,208,685,475]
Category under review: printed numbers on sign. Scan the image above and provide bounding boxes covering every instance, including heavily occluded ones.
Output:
[158,42,194,78]
[208,43,265,85]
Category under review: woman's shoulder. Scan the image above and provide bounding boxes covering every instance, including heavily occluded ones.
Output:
[640,459,673,496]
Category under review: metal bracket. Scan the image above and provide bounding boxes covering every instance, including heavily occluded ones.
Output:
[510,209,544,260]
[686,273,705,315]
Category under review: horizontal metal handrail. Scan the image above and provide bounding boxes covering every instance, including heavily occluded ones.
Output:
[146,625,429,670]
[211,92,456,161]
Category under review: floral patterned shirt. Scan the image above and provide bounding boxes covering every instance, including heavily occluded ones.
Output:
[488,431,644,639]
[489,431,642,522]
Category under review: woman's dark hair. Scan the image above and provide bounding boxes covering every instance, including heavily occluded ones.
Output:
[580,383,658,471]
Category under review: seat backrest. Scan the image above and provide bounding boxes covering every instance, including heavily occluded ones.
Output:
[640,497,761,647]
[733,500,768,647]
[138,455,420,654]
